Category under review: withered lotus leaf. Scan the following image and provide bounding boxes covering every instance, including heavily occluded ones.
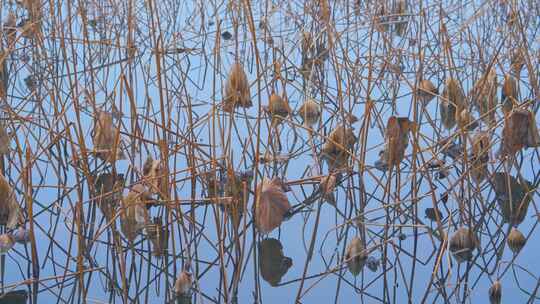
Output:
[449,227,479,263]
[441,78,465,130]
[345,236,367,276]
[93,111,126,163]
[470,68,497,125]
[94,172,124,222]
[255,178,291,234]
[174,271,192,296]
[501,74,517,114]
[321,125,357,171]
[223,62,251,112]
[259,238,292,286]
[500,109,540,157]
[120,184,152,242]
[416,79,438,104]
[0,173,21,228]
[143,156,167,198]
[470,132,490,183]
[382,116,414,168]
[492,173,533,226]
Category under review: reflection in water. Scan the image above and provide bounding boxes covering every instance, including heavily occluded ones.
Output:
[259,238,293,286]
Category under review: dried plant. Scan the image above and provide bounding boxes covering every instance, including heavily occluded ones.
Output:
[254,177,291,234]
[345,236,367,276]
[223,62,251,112]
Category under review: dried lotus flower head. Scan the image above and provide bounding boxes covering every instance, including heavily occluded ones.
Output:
[470,132,490,183]
[298,98,321,126]
[345,236,367,276]
[94,172,124,221]
[0,173,21,228]
[449,227,479,263]
[0,123,11,154]
[147,216,168,257]
[0,233,14,254]
[143,156,167,198]
[93,111,126,163]
[470,68,497,125]
[120,184,152,242]
[500,109,540,157]
[174,271,192,296]
[489,280,502,304]
[416,79,438,104]
[223,62,251,112]
[266,93,291,126]
[441,78,465,130]
[255,177,291,234]
[382,116,415,169]
[259,238,293,286]
[491,173,532,226]
[501,74,518,114]
[321,125,357,171]
[507,227,526,254]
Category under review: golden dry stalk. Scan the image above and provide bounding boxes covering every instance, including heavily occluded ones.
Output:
[470,132,490,183]
[0,173,21,228]
[254,178,291,234]
[470,68,497,125]
[449,227,479,263]
[321,125,357,171]
[383,116,414,169]
[507,227,526,254]
[297,98,321,126]
[345,236,367,276]
[223,62,251,112]
[93,111,125,163]
[416,79,438,104]
[441,78,465,130]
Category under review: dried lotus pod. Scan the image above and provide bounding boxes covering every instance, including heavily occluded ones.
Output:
[143,156,167,198]
[297,99,321,126]
[382,116,414,168]
[507,227,526,254]
[254,177,291,234]
[491,173,533,226]
[94,172,124,221]
[470,68,497,125]
[147,216,168,257]
[500,109,540,157]
[449,227,479,263]
[259,238,293,286]
[0,173,21,228]
[266,93,291,125]
[345,236,367,276]
[120,184,152,242]
[223,62,251,112]
[320,125,357,171]
[489,280,502,304]
[470,132,490,183]
[416,79,438,104]
[93,111,126,163]
[501,74,518,114]
[441,78,465,130]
